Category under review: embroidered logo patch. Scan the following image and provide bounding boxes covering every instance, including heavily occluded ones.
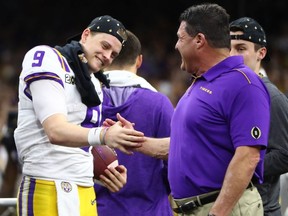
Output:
[251,127,261,139]
[61,181,72,193]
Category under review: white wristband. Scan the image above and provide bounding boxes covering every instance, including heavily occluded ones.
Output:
[88,127,102,146]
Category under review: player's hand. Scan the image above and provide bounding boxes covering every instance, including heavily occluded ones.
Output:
[102,118,116,127]
[104,121,144,154]
[116,113,135,129]
[99,165,127,192]
[103,113,143,154]
[102,113,135,129]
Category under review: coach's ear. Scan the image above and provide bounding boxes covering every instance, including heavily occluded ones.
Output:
[195,33,206,49]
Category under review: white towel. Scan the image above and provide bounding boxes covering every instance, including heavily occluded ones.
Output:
[104,70,158,92]
[55,180,80,216]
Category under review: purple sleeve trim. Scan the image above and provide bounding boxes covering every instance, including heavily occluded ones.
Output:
[24,72,64,100]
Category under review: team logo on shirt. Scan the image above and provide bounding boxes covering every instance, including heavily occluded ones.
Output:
[61,181,72,193]
[251,126,261,139]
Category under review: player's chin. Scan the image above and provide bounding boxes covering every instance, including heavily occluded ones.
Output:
[90,61,103,73]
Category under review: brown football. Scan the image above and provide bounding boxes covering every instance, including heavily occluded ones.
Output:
[91,145,118,181]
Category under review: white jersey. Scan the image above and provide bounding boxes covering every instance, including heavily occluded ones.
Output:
[14,45,103,186]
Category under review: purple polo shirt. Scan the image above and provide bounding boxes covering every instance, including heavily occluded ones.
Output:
[168,56,270,199]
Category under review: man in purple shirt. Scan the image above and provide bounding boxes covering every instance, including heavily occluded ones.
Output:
[169,3,270,216]
[94,30,174,216]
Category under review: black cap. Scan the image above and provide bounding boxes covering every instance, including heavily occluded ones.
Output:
[230,17,267,46]
[67,15,127,44]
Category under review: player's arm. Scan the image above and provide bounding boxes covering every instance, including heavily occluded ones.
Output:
[208,146,261,216]
[43,114,144,153]
[31,80,145,152]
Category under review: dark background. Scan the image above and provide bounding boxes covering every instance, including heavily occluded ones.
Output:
[1,0,287,50]
[1,0,288,104]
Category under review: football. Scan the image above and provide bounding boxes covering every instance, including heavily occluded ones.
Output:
[91,145,118,181]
